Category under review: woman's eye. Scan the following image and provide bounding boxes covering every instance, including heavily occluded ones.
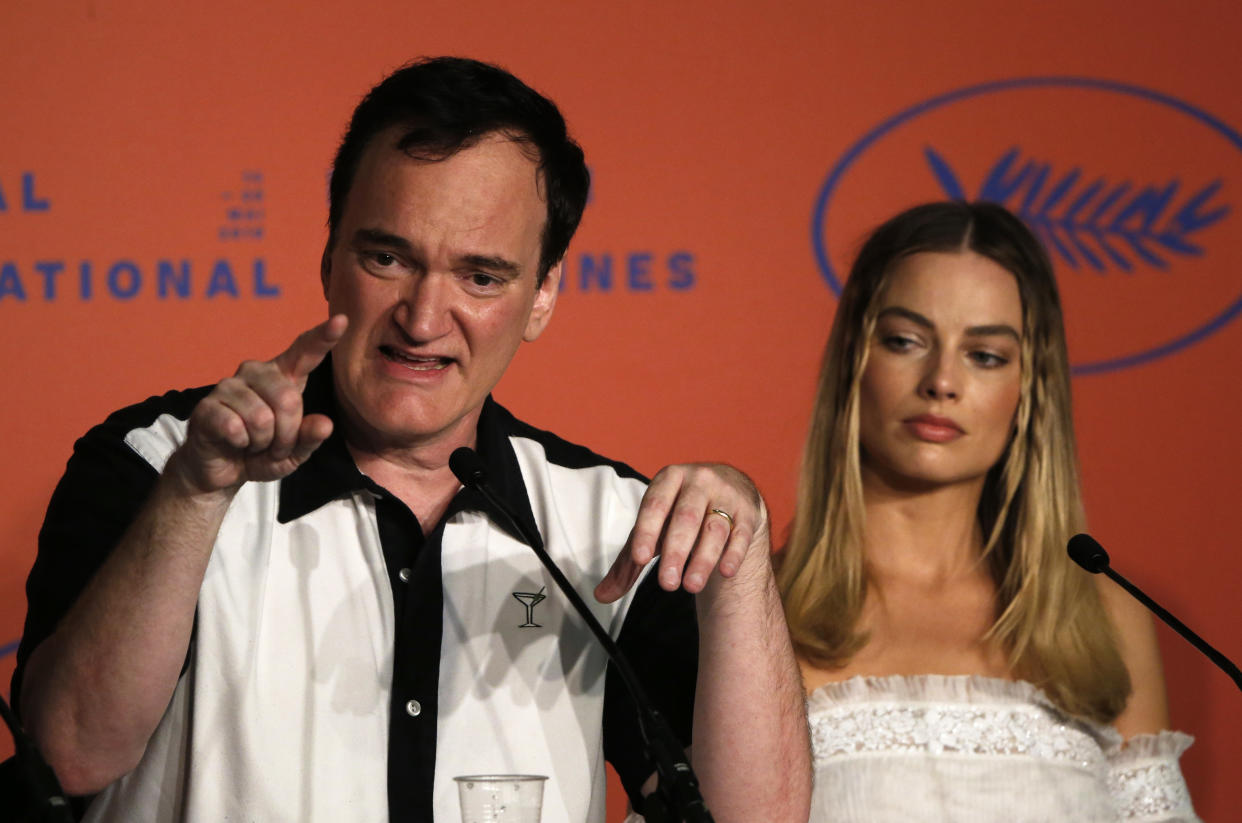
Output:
[970,350,1009,368]
[882,335,918,351]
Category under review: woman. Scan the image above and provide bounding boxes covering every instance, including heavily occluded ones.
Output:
[778,201,1197,821]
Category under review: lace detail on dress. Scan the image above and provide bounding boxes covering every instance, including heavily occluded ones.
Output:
[1108,731,1199,821]
[806,675,1198,822]
[808,675,1116,767]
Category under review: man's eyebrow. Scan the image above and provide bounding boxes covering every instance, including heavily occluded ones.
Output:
[459,254,522,277]
[877,307,1021,341]
[351,230,522,277]
[352,228,413,253]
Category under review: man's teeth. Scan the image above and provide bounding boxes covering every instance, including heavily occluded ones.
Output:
[387,349,449,369]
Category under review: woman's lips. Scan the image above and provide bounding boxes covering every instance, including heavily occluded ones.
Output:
[903,414,964,443]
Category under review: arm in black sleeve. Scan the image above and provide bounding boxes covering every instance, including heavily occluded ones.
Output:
[602,568,699,810]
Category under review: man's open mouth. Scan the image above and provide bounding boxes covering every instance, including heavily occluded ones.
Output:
[380,346,452,371]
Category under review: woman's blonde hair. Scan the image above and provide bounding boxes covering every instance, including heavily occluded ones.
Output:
[777,201,1130,723]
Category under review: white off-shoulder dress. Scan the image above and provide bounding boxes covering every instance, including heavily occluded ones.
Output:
[807,675,1198,822]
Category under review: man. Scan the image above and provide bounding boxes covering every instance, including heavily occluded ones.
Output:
[13,57,810,822]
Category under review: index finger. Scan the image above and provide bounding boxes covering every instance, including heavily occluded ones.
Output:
[272,314,348,380]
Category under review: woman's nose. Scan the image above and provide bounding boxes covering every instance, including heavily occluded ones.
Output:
[918,351,960,400]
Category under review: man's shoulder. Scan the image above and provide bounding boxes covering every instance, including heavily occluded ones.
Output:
[72,384,215,468]
[490,402,648,485]
[94,384,215,430]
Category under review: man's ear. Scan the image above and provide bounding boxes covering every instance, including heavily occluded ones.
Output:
[523,261,562,342]
[320,246,333,299]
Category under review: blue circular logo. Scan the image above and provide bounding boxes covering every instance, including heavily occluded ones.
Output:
[812,77,1242,375]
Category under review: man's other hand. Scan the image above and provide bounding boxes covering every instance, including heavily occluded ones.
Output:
[594,463,769,603]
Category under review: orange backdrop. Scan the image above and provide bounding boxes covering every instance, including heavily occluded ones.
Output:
[3,2,1240,820]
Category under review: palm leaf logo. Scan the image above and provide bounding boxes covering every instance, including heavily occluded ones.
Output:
[925,146,1229,272]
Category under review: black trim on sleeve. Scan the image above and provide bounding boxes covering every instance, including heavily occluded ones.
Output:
[603,568,699,809]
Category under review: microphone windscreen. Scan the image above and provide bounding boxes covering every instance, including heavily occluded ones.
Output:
[1067,533,1110,573]
[449,447,487,488]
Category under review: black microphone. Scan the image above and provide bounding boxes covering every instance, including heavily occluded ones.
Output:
[1067,533,1242,691]
[448,448,487,488]
[1066,532,1109,573]
[449,447,713,823]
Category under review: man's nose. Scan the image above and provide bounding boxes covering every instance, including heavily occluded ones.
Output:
[394,274,453,342]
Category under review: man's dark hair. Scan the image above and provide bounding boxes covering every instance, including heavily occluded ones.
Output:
[325,56,590,284]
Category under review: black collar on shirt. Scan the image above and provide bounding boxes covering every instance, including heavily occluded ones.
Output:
[276,356,542,547]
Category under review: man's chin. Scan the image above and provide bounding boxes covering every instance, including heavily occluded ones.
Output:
[357,403,482,450]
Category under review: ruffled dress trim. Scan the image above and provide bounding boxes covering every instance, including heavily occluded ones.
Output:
[807,674,1124,765]
[1112,729,1194,762]
[1108,731,1198,821]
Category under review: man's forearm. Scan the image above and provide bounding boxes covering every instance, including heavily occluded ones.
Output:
[692,549,812,823]
[20,463,233,795]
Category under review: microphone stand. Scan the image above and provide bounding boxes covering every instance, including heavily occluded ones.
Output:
[450,448,713,823]
[1067,533,1242,691]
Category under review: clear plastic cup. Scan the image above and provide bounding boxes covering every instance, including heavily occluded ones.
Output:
[454,774,547,823]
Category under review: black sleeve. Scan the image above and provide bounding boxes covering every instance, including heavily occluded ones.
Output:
[11,388,207,718]
[602,569,699,810]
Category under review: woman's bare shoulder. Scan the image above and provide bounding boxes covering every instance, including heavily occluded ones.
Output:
[1096,575,1171,737]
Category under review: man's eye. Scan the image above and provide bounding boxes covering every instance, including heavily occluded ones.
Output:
[469,272,501,288]
[359,251,408,278]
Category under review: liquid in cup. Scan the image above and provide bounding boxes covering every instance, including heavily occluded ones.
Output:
[454,774,547,823]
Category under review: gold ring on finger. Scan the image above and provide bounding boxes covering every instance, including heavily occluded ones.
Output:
[708,508,735,530]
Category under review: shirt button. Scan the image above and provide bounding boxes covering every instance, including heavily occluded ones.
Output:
[398,568,411,582]
[406,699,421,717]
